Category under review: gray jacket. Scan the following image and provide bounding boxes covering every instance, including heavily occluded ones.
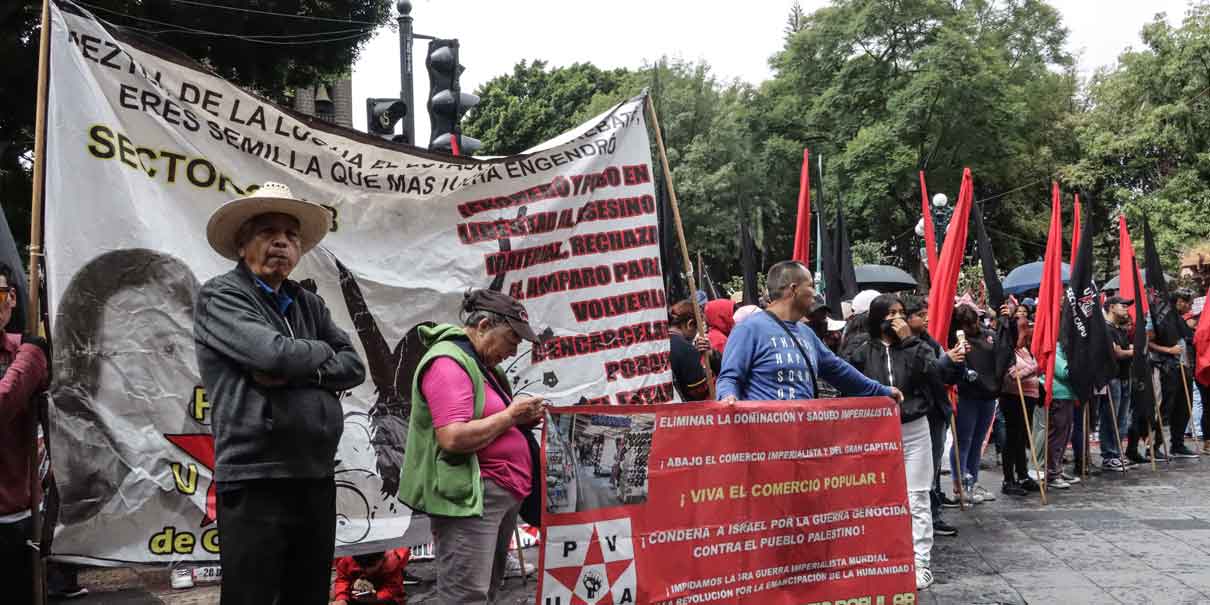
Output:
[194,263,366,482]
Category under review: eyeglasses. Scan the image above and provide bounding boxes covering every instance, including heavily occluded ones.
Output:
[0,287,15,303]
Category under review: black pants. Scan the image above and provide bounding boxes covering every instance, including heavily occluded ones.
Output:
[1200,381,1210,443]
[927,408,949,519]
[1000,394,1036,483]
[217,478,336,605]
[1,517,33,605]
[1163,364,1192,449]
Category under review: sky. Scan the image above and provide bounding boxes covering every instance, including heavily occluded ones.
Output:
[351,0,1193,143]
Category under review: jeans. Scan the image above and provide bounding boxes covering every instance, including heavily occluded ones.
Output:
[1199,381,1210,444]
[1047,399,1075,479]
[1099,379,1131,461]
[954,398,997,489]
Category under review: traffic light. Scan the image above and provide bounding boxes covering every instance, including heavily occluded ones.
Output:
[366,98,408,142]
[425,38,480,155]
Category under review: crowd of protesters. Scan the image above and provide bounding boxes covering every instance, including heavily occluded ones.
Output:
[3,178,1207,603]
[668,258,1210,591]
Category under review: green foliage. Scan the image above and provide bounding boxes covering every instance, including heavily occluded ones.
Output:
[1065,4,1210,271]
[464,61,630,155]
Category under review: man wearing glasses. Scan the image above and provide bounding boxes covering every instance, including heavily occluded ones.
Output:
[0,262,51,605]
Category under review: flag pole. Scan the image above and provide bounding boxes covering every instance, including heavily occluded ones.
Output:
[26,0,53,602]
[646,94,715,399]
[1180,364,1195,431]
[1016,376,1047,504]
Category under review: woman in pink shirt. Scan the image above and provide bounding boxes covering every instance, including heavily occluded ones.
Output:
[999,316,1040,495]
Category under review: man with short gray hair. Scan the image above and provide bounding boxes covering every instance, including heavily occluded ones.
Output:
[195,182,366,605]
[717,260,902,403]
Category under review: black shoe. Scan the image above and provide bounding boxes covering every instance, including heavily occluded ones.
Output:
[940,493,962,509]
[402,570,423,586]
[933,518,958,537]
[1001,481,1027,496]
[1125,450,1150,465]
[1018,477,1041,492]
[1153,450,1169,462]
[1170,445,1199,459]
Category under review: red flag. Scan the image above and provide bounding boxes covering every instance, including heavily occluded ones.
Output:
[792,148,812,265]
[1117,215,1149,322]
[926,168,974,347]
[1070,194,1081,265]
[919,171,939,280]
[1032,182,1064,407]
[1196,285,1210,386]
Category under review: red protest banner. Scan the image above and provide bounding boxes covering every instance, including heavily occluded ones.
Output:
[539,398,916,605]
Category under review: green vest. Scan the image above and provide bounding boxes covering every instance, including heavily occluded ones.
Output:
[396,324,508,518]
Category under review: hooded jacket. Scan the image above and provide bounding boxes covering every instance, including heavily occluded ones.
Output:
[194,263,366,482]
[846,336,951,423]
[704,299,735,354]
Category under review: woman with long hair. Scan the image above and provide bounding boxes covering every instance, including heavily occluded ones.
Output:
[949,304,1003,504]
[999,316,1042,495]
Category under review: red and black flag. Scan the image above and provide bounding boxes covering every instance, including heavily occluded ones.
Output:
[1059,200,1115,402]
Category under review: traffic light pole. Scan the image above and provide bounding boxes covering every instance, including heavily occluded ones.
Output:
[397,1,415,145]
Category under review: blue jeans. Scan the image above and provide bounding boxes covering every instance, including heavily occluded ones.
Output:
[1099,379,1131,461]
[953,398,997,488]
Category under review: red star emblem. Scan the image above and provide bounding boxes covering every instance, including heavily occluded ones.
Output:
[164,434,217,526]
[545,525,634,604]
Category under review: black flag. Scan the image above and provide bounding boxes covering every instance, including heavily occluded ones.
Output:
[973,203,1005,310]
[740,222,760,306]
[1129,255,1158,420]
[698,254,720,300]
[822,204,858,319]
[655,174,687,302]
[1059,205,1115,402]
[1143,217,1185,347]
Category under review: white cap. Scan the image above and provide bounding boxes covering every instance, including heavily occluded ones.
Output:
[851,289,881,315]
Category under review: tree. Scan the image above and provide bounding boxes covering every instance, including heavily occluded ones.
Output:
[750,0,1079,273]
[1,0,392,250]
[785,2,806,40]
[462,61,629,155]
[1066,4,1210,271]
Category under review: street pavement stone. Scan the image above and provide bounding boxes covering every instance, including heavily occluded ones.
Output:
[56,445,1210,604]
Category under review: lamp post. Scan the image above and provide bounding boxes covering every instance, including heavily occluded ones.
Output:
[397,0,415,145]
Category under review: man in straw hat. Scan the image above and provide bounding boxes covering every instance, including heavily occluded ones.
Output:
[194,182,366,604]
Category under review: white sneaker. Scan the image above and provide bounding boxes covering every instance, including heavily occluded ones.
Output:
[1048,477,1072,489]
[916,566,934,590]
[170,566,194,590]
[1060,472,1081,484]
[972,484,996,502]
[504,553,535,578]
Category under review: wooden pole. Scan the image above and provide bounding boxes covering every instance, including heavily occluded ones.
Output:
[513,527,529,586]
[26,0,52,603]
[1016,376,1047,504]
[1180,363,1195,441]
[1082,403,1090,479]
[1043,408,1050,491]
[645,95,715,399]
[947,400,966,511]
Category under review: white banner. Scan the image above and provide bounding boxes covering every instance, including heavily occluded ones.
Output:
[45,1,672,564]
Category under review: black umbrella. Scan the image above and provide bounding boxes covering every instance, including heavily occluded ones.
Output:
[854,264,918,292]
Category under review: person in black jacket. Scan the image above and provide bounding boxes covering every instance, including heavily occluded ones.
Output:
[903,296,963,536]
[949,304,1010,504]
[195,182,367,605]
[846,294,964,591]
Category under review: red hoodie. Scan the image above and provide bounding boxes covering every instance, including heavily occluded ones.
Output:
[0,333,49,516]
[704,300,735,355]
[332,547,410,604]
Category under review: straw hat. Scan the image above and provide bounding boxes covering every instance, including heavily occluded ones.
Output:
[205,182,332,261]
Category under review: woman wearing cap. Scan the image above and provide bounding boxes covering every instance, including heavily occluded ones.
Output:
[397,290,545,605]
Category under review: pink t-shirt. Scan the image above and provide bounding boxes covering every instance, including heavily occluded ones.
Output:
[421,357,532,501]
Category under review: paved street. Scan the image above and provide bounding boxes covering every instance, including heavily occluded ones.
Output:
[58,445,1210,604]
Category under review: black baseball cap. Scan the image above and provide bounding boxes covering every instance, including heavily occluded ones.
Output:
[463,289,541,343]
[1106,295,1133,306]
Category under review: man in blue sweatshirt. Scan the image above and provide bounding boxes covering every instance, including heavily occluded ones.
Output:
[717,261,903,404]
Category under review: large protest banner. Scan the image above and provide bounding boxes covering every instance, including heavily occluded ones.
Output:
[43,1,671,564]
[540,398,916,605]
